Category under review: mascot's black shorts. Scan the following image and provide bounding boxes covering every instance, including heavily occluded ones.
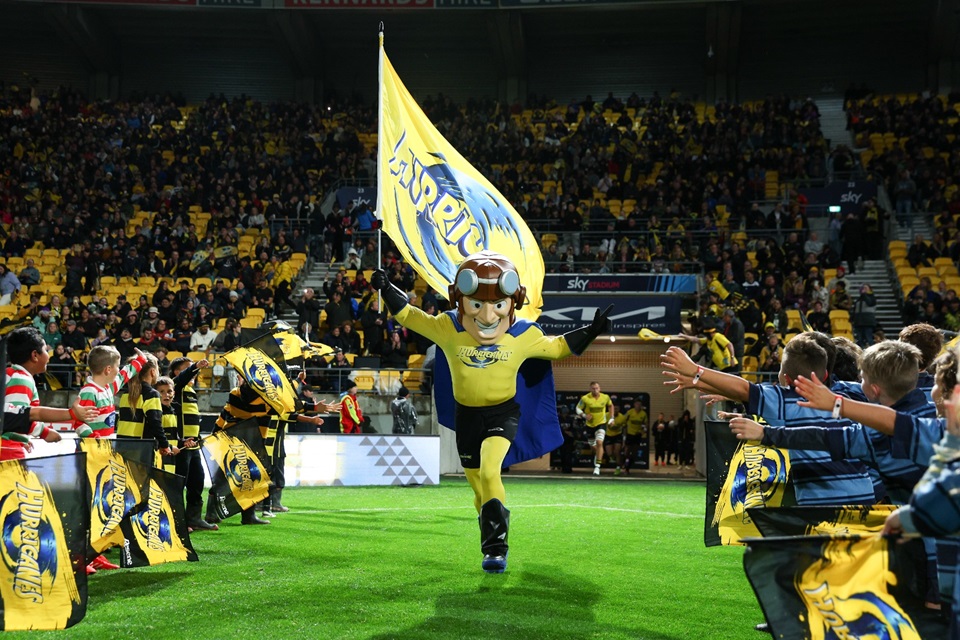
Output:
[455,399,520,469]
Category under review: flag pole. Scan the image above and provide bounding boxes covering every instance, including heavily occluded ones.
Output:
[376,23,384,313]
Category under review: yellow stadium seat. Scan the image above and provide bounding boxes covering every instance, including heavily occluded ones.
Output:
[828,310,850,320]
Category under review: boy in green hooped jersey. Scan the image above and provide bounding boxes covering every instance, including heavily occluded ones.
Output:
[71,346,147,438]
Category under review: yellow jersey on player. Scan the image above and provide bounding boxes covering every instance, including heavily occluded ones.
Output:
[577,393,613,428]
[395,306,572,407]
[700,332,738,370]
[607,413,626,437]
[625,408,648,436]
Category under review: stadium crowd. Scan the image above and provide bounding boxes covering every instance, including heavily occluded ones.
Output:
[0,83,862,391]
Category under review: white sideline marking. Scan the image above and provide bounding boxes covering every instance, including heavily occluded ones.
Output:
[293,503,699,519]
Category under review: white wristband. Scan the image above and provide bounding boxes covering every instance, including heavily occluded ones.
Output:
[692,366,704,386]
[832,395,843,420]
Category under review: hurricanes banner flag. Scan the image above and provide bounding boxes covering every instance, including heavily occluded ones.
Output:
[0,454,88,630]
[200,419,272,520]
[223,332,302,416]
[748,505,897,538]
[260,320,334,369]
[116,468,197,568]
[704,420,793,547]
[743,535,947,639]
[376,33,544,320]
[77,439,149,554]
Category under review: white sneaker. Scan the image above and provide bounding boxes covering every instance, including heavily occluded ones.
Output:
[260,510,276,518]
[593,465,600,476]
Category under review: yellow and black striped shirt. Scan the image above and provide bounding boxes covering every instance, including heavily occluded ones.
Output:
[173,363,202,449]
[117,384,167,450]
[161,405,179,473]
[216,384,272,431]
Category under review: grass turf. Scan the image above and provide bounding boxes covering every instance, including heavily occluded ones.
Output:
[17,477,764,639]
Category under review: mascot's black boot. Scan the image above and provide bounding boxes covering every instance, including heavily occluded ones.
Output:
[479,499,510,574]
[241,506,270,525]
[272,488,290,513]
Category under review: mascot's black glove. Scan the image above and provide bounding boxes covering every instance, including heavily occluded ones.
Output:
[371,269,409,315]
[563,304,613,355]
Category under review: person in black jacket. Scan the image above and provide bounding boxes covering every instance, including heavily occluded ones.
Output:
[295,287,322,337]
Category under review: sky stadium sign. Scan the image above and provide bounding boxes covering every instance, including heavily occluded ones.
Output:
[542,273,698,295]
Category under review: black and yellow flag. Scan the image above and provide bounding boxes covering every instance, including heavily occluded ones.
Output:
[704,420,793,546]
[200,419,272,520]
[748,505,897,538]
[743,535,946,639]
[117,468,197,568]
[0,454,88,630]
[223,332,302,416]
[262,320,334,368]
[77,439,148,555]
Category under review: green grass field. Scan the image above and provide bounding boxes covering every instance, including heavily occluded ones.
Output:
[18,477,765,640]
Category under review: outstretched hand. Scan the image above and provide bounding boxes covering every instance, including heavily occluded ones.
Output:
[660,346,698,378]
[794,373,834,412]
[662,371,695,395]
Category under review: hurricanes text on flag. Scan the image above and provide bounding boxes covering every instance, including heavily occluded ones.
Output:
[376,33,544,319]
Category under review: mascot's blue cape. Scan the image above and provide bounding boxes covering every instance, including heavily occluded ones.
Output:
[433,315,564,467]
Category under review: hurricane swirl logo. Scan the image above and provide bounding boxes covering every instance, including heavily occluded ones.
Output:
[802,583,917,640]
[221,443,263,493]
[92,462,137,533]
[456,345,510,369]
[130,483,174,552]
[0,486,59,602]
[730,445,788,512]
[243,352,285,405]
[387,133,529,284]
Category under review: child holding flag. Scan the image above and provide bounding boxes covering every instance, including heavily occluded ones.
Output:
[117,353,176,457]
[72,345,148,438]
[170,356,218,532]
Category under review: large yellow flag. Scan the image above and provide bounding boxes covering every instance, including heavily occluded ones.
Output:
[0,457,86,629]
[377,34,544,320]
[223,345,301,417]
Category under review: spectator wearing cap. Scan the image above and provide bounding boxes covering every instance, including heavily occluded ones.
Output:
[61,319,87,352]
[115,327,137,361]
[141,306,160,335]
[189,321,218,353]
[223,291,245,321]
[18,259,40,287]
[0,265,21,306]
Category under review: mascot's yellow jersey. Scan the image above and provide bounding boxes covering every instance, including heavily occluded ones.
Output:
[577,393,613,427]
[625,408,648,436]
[607,412,626,437]
[395,307,571,407]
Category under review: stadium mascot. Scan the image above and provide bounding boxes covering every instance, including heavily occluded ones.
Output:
[371,250,611,573]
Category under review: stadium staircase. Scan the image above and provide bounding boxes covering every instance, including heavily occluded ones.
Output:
[843,260,903,336]
[817,98,854,149]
